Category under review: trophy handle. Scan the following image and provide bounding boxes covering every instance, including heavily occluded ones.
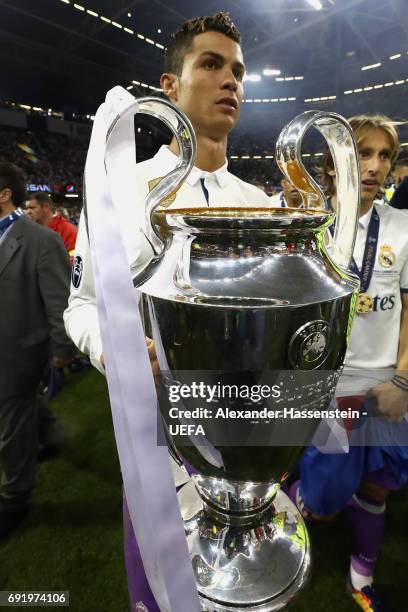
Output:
[136,98,197,255]
[276,110,360,270]
[105,95,197,284]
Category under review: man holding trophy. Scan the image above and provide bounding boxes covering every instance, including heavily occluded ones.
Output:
[65,12,272,612]
[65,10,362,612]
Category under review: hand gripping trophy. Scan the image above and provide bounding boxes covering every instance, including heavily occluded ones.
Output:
[83,87,360,611]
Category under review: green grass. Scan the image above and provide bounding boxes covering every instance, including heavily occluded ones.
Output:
[1,369,407,611]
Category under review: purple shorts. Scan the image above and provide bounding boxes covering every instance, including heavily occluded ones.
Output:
[123,494,159,612]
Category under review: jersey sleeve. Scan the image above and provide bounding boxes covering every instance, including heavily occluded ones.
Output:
[400,256,408,292]
[63,211,104,373]
[399,215,408,291]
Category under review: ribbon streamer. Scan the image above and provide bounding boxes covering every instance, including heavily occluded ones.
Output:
[85,86,200,612]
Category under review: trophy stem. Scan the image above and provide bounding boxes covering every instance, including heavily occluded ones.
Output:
[194,477,280,527]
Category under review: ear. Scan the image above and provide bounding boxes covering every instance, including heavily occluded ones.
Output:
[327,169,336,178]
[160,73,179,103]
[0,187,12,203]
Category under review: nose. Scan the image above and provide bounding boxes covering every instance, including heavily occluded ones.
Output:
[366,155,382,175]
[221,66,238,92]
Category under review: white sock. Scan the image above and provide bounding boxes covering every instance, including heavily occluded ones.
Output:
[350,563,373,591]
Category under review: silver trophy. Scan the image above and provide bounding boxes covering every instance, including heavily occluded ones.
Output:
[130,104,360,610]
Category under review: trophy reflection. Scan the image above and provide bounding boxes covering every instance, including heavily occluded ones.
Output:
[139,109,360,611]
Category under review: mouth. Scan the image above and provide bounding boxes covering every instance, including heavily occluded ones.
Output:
[215,97,238,110]
[361,179,379,190]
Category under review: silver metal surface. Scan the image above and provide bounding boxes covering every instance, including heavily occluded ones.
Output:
[194,476,279,523]
[136,109,360,610]
[105,96,197,286]
[276,110,360,270]
[185,489,310,611]
[147,207,358,489]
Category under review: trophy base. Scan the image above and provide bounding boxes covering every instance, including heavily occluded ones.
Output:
[182,487,310,612]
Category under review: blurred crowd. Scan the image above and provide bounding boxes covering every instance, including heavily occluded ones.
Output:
[0,126,87,193]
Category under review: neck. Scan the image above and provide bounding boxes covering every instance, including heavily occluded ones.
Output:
[0,203,16,220]
[169,134,227,172]
[43,210,54,226]
[330,194,373,218]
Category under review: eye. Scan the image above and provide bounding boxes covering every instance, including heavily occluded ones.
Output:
[359,149,370,159]
[233,68,244,81]
[380,152,391,161]
[203,59,217,70]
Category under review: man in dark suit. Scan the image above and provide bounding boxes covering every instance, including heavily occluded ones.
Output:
[0,162,76,537]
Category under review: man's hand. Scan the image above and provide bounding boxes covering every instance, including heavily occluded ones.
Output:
[146,336,160,378]
[100,337,160,377]
[52,356,74,369]
[366,381,408,422]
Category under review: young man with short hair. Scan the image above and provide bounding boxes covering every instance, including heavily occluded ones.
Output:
[65,11,271,372]
[291,115,408,611]
[26,192,78,263]
[64,12,272,610]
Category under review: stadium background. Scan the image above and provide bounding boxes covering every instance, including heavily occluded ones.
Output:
[0,0,407,610]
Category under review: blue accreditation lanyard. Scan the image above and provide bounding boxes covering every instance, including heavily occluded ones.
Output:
[329,204,379,314]
[350,206,380,293]
[0,208,23,239]
[329,205,379,293]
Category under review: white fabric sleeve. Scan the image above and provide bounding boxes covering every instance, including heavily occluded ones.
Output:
[63,211,105,374]
[395,211,408,290]
[400,248,408,291]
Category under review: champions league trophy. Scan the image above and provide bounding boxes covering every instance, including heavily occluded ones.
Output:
[132,108,361,611]
[95,94,360,611]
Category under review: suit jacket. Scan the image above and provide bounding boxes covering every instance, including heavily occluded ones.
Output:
[0,215,76,398]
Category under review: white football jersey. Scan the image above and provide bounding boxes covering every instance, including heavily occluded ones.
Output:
[339,204,408,394]
[64,145,272,373]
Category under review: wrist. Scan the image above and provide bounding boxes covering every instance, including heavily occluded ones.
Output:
[391,374,408,393]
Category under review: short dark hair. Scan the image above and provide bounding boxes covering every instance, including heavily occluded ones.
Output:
[165,12,241,76]
[27,191,53,206]
[0,162,26,207]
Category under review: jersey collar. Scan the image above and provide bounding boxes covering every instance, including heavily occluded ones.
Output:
[359,203,375,230]
[155,145,229,188]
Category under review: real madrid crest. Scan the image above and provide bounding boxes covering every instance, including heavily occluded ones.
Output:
[378,244,396,268]
[288,320,331,369]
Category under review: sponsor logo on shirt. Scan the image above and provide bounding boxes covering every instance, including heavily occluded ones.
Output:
[371,294,396,311]
[72,255,83,289]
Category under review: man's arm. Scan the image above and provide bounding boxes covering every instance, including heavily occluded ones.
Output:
[397,292,408,375]
[63,211,105,372]
[367,293,408,422]
[38,230,77,362]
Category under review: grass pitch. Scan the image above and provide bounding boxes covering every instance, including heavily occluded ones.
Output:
[0,368,406,611]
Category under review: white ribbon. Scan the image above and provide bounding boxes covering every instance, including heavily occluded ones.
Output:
[85,86,200,612]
